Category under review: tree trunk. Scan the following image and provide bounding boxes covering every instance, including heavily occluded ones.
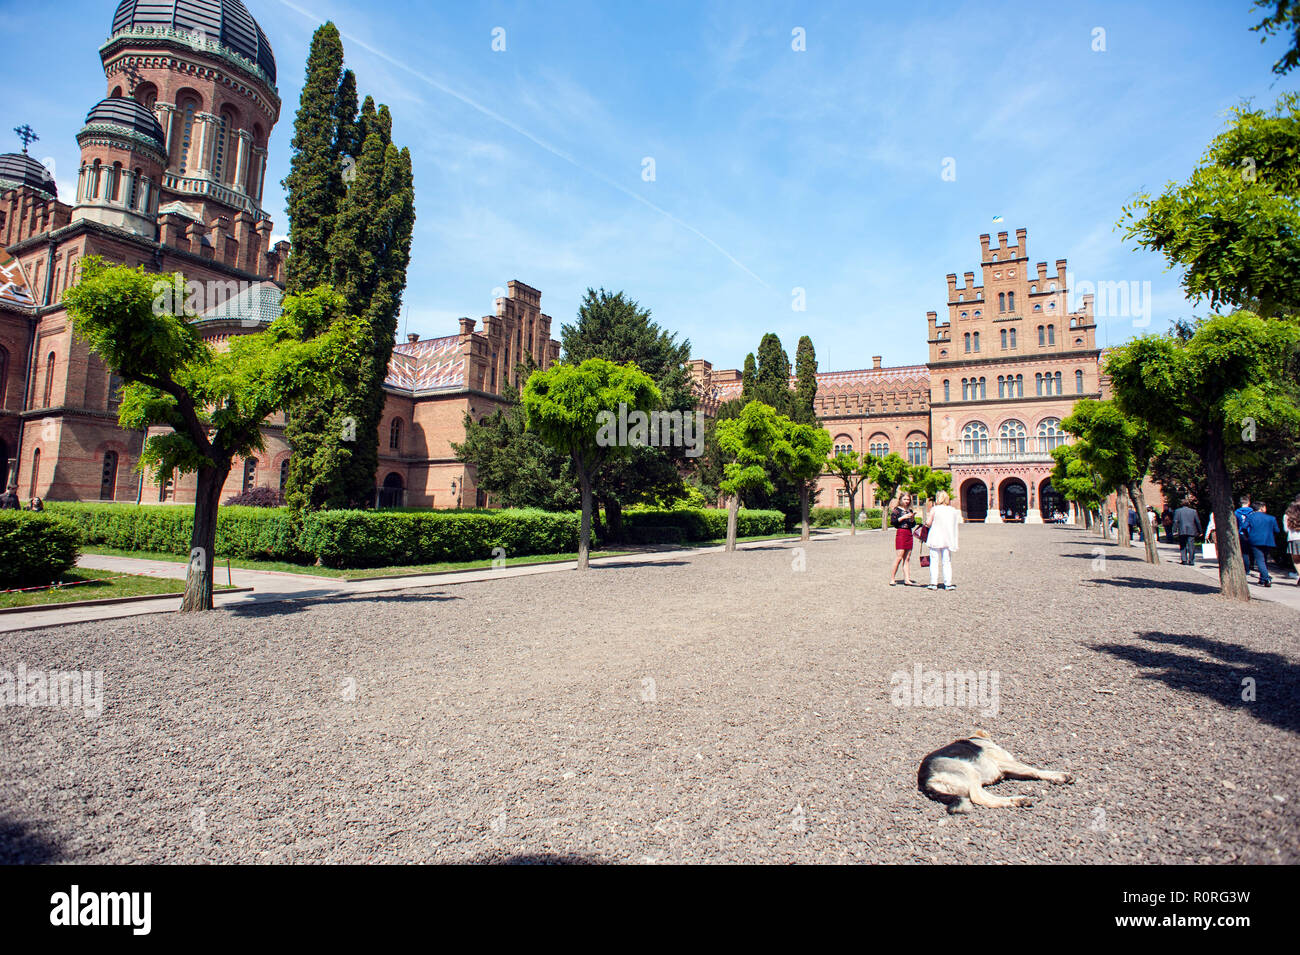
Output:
[1127,482,1160,565]
[181,464,229,612]
[849,487,857,535]
[1203,430,1250,601]
[1116,493,1130,549]
[800,484,810,542]
[725,493,739,552]
[577,469,592,570]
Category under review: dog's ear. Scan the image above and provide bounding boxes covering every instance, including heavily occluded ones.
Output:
[972,730,990,739]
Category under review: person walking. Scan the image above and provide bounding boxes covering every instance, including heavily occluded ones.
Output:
[888,493,917,586]
[1235,495,1255,574]
[1172,502,1201,566]
[1285,496,1300,586]
[1243,502,1280,587]
[1161,508,1174,543]
[923,490,961,591]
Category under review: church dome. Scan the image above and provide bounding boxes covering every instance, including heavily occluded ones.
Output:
[80,97,167,154]
[110,0,276,84]
[0,152,57,200]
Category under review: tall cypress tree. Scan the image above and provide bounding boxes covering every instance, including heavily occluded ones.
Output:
[753,332,793,416]
[741,352,756,401]
[794,335,818,424]
[281,25,416,512]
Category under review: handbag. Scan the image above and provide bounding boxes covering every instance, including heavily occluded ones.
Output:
[915,524,931,566]
[1201,541,1216,561]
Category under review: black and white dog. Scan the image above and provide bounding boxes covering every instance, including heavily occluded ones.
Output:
[918,731,1074,813]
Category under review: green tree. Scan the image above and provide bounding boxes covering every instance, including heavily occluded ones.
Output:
[1104,312,1300,600]
[741,353,757,401]
[522,359,660,569]
[825,451,873,534]
[903,465,953,513]
[753,333,794,416]
[65,259,363,611]
[869,453,912,531]
[451,375,579,511]
[793,335,818,424]
[1251,0,1300,75]
[559,288,695,537]
[1120,94,1300,317]
[1050,443,1107,534]
[775,419,832,541]
[282,26,416,513]
[716,401,784,552]
[1061,399,1165,564]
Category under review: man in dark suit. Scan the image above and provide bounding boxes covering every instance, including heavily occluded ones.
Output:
[1172,503,1202,566]
[0,484,19,510]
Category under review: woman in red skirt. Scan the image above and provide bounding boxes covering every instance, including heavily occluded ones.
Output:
[889,492,917,586]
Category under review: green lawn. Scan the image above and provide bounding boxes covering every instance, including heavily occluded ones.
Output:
[80,546,631,580]
[0,568,234,610]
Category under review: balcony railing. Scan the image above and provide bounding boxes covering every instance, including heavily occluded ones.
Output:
[162,173,266,219]
[947,449,1058,465]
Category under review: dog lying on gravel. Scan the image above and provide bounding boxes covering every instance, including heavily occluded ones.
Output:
[918,731,1074,813]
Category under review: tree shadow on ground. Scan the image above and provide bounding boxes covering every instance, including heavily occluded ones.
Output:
[1062,551,1145,562]
[594,560,689,571]
[1088,575,1220,595]
[226,591,462,619]
[469,850,610,865]
[0,814,64,864]
[1093,630,1300,734]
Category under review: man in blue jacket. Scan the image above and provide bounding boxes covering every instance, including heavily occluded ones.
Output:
[1244,502,1280,587]
[1235,496,1256,573]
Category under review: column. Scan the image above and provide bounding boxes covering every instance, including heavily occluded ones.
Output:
[154,103,176,163]
[986,480,1001,523]
[193,113,217,177]
[252,148,268,203]
[233,130,251,195]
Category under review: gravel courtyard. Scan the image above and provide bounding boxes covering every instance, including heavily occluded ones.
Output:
[3,524,1297,864]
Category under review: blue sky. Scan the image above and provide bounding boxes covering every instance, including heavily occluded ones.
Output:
[0,0,1290,371]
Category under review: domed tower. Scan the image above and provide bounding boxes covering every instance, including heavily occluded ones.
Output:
[97,0,282,269]
[72,98,168,234]
[0,152,57,201]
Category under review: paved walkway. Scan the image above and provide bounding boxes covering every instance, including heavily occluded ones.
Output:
[1150,537,1300,611]
[0,537,832,631]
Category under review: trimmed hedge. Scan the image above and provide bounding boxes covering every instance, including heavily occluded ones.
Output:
[49,503,298,561]
[0,511,82,588]
[812,506,882,528]
[621,508,785,542]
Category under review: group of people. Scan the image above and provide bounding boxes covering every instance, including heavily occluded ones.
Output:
[1168,494,1300,588]
[0,484,42,511]
[887,491,961,591]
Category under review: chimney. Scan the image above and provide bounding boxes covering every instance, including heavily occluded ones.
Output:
[458,317,475,336]
[872,356,882,369]
[407,333,419,343]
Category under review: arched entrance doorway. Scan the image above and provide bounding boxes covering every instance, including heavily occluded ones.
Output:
[999,478,1028,522]
[1040,479,1066,522]
[377,471,405,509]
[961,478,988,522]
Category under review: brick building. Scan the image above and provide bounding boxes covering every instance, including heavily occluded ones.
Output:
[0,0,559,509]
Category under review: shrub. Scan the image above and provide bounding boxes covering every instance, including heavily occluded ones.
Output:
[811,506,882,528]
[0,511,82,588]
[621,507,785,542]
[49,502,299,562]
[223,486,283,507]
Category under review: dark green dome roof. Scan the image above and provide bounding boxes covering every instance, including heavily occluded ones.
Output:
[111,0,276,83]
[82,97,167,153]
[0,152,56,199]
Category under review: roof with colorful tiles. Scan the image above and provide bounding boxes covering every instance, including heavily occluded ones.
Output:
[711,363,931,403]
[385,334,465,393]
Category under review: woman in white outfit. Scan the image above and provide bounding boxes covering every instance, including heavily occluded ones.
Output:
[923,490,962,590]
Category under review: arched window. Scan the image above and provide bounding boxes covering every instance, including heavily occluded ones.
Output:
[997,375,1006,398]
[1014,374,1023,397]
[178,100,197,174]
[960,311,968,319]
[1037,417,1066,451]
[389,417,402,451]
[943,380,950,402]
[963,333,971,353]
[998,292,1006,312]
[1000,329,1007,349]
[211,110,233,183]
[1009,328,1017,348]
[279,458,290,491]
[1035,372,1044,396]
[832,436,854,456]
[992,253,998,261]
[1030,284,1037,293]
[42,352,55,407]
[906,438,929,465]
[978,376,986,399]
[243,457,258,492]
[973,332,981,352]
[868,436,890,457]
[960,421,989,456]
[1054,371,1063,394]
[961,378,969,400]
[109,162,122,202]
[1007,291,1015,312]
[974,310,981,318]
[1033,303,1042,312]
[29,447,39,498]
[1076,369,1084,393]
[1048,324,1056,344]
[1038,325,1045,346]
[998,419,1028,454]
[100,450,118,500]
